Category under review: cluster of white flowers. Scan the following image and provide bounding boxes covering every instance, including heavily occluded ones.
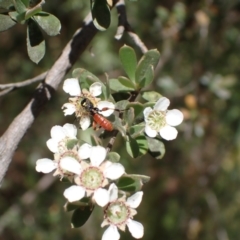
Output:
[35,77,183,240]
[36,122,144,239]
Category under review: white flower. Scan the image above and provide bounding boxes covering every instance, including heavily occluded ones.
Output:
[144,97,183,140]
[62,144,125,207]
[101,188,144,240]
[62,78,115,130]
[46,123,77,153]
[36,153,82,179]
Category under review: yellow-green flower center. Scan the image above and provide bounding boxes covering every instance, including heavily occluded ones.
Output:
[146,110,166,131]
[106,201,129,225]
[80,166,104,190]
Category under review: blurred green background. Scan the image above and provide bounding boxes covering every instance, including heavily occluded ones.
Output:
[1,0,240,239]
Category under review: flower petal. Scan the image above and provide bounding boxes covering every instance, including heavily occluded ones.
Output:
[93,188,109,207]
[145,124,157,138]
[35,158,57,173]
[63,78,81,96]
[154,97,170,111]
[108,183,118,202]
[89,82,102,96]
[102,225,120,240]
[63,185,85,202]
[80,116,91,130]
[166,109,183,126]
[127,219,144,239]
[60,157,81,175]
[50,125,66,141]
[62,103,76,116]
[90,146,107,166]
[46,138,58,153]
[143,107,152,119]
[127,191,143,208]
[97,101,115,117]
[104,163,125,180]
[159,125,178,140]
[78,143,92,159]
[63,123,77,138]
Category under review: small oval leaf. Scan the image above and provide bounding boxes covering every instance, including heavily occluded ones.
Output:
[117,176,142,192]
[13,0,27,13]
[0,14,16,31]
[71,206,94,228]
[119,45,137,82]
[126,136,139,158]
[147,137,165,159]
[135,135,148,156]
[27,18,45,63]
[126,102,144,119]
[91,0,111,31]
[142,91,162,102]
[107,152,120,162]
[135,49,160,88]
[33,11,61,36]
[109,77,135,92]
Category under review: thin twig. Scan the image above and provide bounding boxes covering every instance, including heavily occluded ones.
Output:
[115,0,148,53]
[0,87,14,97]
[0,71,48,89]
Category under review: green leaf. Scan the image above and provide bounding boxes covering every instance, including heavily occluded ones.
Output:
[117,175,142,192]
[0,14,16,31]
[115,100,130,111]
[147,137,165,159]
[13,0,26,13]
[33,11,61,36]
[72,68,101,85]
[113,115,127,137]
[129,174,150,184]
[126,102,144,119]
[142,91,162,102]
[107,152,120,162]
[64,202,79,212]
[135,135,148,155]
[129,124,145,136]
[139,65,154,88]
[66,139,78,150]
[8,11,25,23]
[109,77,135,92]
[27,18,45,63]
[143,102,155,109]
[135,49,160,88]
[21,0,29,7]
[126,136,139,158]
[71,206,94,228]
[119,45,137,82]
[0,0,13,9]
[124,107,134,127]
[91,0,111,31]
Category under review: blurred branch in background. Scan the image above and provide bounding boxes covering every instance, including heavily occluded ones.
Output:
[115,0,147,53]
[0,72,48,96]
[0,174,55,233]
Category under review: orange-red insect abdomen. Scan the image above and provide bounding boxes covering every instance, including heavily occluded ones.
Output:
[93,114,113,131]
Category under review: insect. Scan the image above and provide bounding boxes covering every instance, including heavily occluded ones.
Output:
[81,97,114,131]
